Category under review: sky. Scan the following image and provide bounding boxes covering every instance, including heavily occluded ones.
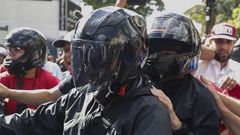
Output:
[161,0,203,14]
[80,0,204,30]
[148,0,203,31]
[81,0,203,16]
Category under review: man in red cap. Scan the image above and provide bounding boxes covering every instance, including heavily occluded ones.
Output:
[193,22,240,135]
[194,22,239,91]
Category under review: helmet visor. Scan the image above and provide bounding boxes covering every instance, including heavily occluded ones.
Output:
[146,52,198,80]
[71,39,123,88]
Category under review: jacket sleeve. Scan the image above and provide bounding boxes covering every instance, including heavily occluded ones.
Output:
[0,93,69,135]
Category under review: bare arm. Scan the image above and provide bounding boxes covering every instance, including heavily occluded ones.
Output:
[200,76,240,117]
[217,93,240,135]
[219,93,240,118]
[0,83,62,105]
[200,76,240,134]
[115,0,127,8]
[150,88,182,130]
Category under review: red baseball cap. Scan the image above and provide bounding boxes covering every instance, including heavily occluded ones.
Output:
[209,22,237,41]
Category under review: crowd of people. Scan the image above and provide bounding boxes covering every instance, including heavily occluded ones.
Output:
[0,0,239,134]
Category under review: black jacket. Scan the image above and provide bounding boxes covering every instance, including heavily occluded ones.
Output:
[0,76,172,135]
[159,74,221,135]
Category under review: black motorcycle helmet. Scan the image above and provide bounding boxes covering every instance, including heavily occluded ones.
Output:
[144,13,201,85]
[71,6,147,90]
[3,27,47,76]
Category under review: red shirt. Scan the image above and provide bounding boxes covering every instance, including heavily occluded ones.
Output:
[0,64,6,73]
[223,84,240,135]
[0,68,60,115]
[213,83,240,135]
[213,83,240,98]
[227,84,240,99]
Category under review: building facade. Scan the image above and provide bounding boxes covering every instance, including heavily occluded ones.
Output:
[0,0,81,56]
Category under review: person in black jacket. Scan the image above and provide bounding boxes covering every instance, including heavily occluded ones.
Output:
[0,6,172,135]
[144,12,221,134]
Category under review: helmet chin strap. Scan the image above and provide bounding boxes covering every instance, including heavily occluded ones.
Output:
[15,74,26,113]
[16,74,24,88]
[15,68,38,114]
[4,60,26,75]
[94,78,137,108]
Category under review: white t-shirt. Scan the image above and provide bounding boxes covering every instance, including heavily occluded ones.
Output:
[193,59,240,87]
[43,61,63,80]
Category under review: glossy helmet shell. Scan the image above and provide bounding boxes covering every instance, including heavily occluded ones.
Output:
[71,6,147,88]
[3,27,47,75]
[146,12,201,82]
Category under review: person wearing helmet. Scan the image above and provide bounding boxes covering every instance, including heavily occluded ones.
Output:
[0,27,60,115]
[144,13,220,134]
[0,7,172,134]
[0,30,75,106]
[0,1,125,107]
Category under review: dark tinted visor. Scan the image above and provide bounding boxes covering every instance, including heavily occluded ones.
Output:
[71,39,123,87]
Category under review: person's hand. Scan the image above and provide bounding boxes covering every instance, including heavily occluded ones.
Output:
[150,88,173,111]
[199,76,218,98]
[151,88,182,130]
[0,83,10,98]
[220,129,229,135]
[115,0,127,8]
[199,76,227,109]
[220,76,238,91]
[200,45,216,61]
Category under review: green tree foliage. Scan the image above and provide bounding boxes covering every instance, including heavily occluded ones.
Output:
[184,4,205,34]
[82,0,165,17]
[184,0,240,36]
[229,7,240,37]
